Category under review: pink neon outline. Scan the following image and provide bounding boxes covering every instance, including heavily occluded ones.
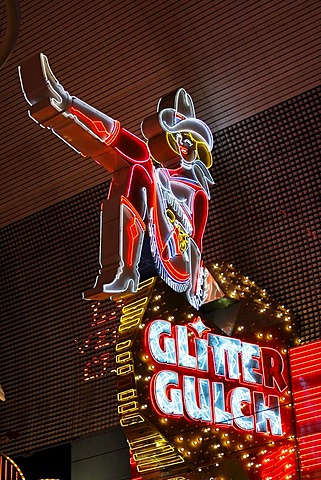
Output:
[253,392,283,436]
[127,218,139,267]
[175,325,197,370]
[69,105,121,145]
[145,320,177,366]
[261,346,287,393]
[182,374,213,424]
[151,370,184,419]
[226,386,255,434]
[151,167,209,284]
[120,196,146,231]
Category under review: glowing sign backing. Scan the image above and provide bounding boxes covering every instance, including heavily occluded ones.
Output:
[115,275,297,480]
[289,340,321,476]
[19,53,223,309]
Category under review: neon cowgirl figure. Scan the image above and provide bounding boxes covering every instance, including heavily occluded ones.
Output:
[19,54,222,309]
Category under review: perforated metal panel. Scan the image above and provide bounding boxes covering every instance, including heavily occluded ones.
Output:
[0,181,120,455]
[0,86,319,457]
[204,86,320,344]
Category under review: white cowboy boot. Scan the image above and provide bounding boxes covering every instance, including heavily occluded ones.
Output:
[84,197,146,300]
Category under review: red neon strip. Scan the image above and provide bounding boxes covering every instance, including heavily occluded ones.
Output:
[294,394,321,402]
[295,404,321,413]
[299,443,321,450]
[298,436,321,472]
[296,416,321,423]
[289,342,321,357]
[69,106,121,145]
[301,460,321,467]
[292,365,321,377]
[295,404,321,415]
[299,443,321,449]
[292,364,320,375]
[267,465,290,476]
[263,466,285,476]
[299,441,321,450]
[293,385,321,398]
[172,228,180,253]
[294,388,321,398]
[296,409,321,419]
[300,452,321,459]
[263,462,295,476]
[290,348,321,360]
[294,386,321,399]
[301,458,321,465]
[292,363,321,375]
[300,451,321,458]
[162,257,190,282]
[127,218,139,267]
[294,402,321,411]
[291,350,321,362]
[299,448,321,454]
[290,339,321,350]
[294,397,321,407]
[290,338,321,350]
[120,196,146,231]
[298,434,321,445]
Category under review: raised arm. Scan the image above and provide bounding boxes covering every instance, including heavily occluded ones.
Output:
[18,53,149,172]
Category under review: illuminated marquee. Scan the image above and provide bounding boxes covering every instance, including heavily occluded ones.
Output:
[147,319,286,436]
[116,273,297,480]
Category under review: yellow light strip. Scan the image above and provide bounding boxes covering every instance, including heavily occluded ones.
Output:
[116,339,132,351]
[130,433,165,448]
[122,297,148,314]
[119,317,141,332]
[137,454,185,472]
[118,401,139,415]
[116,277,186,477]
[117,389,137,402]
[134,445,175,460]
[120,414,145,427]
[116,351,132,364]
[116,364,133,376]
[136,277,155,291]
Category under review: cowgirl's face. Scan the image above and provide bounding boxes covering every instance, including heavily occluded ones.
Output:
[176,132,198,163]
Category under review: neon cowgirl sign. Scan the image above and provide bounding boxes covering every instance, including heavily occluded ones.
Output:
[19,53,223,309]
[20,54,298,479]
[146,319,286,436]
